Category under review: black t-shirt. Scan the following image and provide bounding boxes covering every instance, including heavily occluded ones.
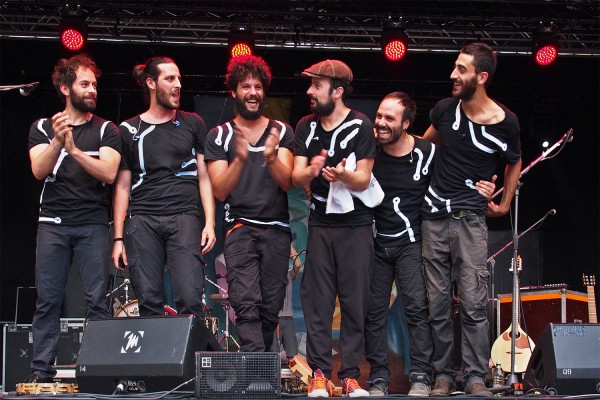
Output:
[204,118,294,231]
[423,98,521,218]
[374,136,435,247]
[28,115,121,225]
[119,110,207,216]
[294,109,376,226]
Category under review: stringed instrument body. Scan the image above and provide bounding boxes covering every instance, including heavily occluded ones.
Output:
[491,256,535,373]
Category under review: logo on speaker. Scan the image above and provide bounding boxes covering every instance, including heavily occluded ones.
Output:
[121,330,144,353]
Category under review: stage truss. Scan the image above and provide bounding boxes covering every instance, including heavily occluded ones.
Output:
[1,0,598,56]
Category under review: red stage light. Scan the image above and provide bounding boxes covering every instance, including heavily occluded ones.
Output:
[58,13,88,51]
[61,28,85,51]
[535,45,558,66]
[228,25,254,59]
[532,22,559,67]
[230,42,253,58]
[381,20,409,62]
[384,39,407,61]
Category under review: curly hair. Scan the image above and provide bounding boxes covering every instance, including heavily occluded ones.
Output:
[132,56,176,104]
[51,54,101,103]
[225,55,272,91]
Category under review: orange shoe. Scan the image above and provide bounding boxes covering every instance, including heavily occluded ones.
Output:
[308,369,334,398]
[342,377,370,397]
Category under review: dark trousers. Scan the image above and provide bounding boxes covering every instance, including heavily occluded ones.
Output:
[422,216,490,386]
[224,225,290,351]
[32,223,110,377]
[365,241,433,381]
[125,214,205,318]
[270,317,299,357]
[301,225,373,380]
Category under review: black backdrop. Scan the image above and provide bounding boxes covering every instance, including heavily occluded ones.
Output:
[1,38,598,321]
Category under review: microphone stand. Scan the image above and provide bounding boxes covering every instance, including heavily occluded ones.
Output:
[488,128,572,345]
[492,128,573,199]
[488,208,555,341]
[506,181,521,387]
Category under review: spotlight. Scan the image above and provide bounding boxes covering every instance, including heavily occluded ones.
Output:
[228,25,254,58]
[532,22,559,66]
[58,5,87,51]
[381,20,408,61]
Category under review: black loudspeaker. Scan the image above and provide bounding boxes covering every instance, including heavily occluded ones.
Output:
[524,323,600,395]
[76,315,210,394]
[195,352,280,399]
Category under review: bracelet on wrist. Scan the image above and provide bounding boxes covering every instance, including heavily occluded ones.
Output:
[113,238,124,243]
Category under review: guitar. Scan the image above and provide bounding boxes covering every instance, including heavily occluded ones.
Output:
[491,256,535,373]
[582,274,597,323]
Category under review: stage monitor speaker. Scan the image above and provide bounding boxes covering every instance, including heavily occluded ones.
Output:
[195,352,280,399]
[76,315,209,394]
[524,323,600,395]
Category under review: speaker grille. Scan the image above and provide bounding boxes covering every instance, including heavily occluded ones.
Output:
[195,352,280,399]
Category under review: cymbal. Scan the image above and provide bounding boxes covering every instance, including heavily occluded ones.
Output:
[208,293,229,303]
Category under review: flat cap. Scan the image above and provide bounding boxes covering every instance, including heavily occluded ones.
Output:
[302,59,353,82]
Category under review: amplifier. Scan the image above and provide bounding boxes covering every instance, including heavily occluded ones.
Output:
[2,319,84,392]
[524,324,600,395]
[76,315,209,394]
[195,352,280,399]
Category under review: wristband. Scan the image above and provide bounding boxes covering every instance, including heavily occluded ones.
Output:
[113,238,124,242]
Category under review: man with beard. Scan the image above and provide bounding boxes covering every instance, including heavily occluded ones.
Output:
[204,55,294,351]
[26,54,121,383]
[292,60,376,398]
[112,56,216,319]
[422,42,521,396]
[364,92,495,396]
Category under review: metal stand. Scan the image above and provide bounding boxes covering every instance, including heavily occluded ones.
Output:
[487,128,572,344]
[506,182,522,386]
[488,208,556,338]
[208,293,240,352]
[205,276,240,352]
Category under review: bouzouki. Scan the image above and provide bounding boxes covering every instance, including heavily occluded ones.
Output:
[491,256,535,373]
[582,274,597,323]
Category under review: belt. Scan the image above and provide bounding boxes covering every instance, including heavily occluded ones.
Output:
[449,209,479,219]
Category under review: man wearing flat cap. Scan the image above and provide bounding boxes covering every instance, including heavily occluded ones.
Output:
[292,59,377,398]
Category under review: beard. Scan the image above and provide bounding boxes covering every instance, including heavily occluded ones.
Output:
[310,96,336,117]
[376,125,403,145]
[70,91,96,113]
[452,75,477,101]
[235,95,264,120]
[156,84,180,110]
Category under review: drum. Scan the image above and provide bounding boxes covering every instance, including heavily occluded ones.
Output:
[114,300,177,317]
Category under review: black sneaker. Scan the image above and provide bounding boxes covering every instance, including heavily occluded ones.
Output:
[408,372,431,397]
[23,372,54,384]
[367,377,388,396]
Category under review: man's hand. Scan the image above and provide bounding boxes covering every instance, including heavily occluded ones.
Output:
[63,130,79,154]
[308,149,327,177]
[486,202,509,218]
[263,127,279,165]
[201,225,216,254]
[477,175,497,200]
[112,241,127,271]
[233,124,249,163]
[322,158,347,183]
[51,111,71,146]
